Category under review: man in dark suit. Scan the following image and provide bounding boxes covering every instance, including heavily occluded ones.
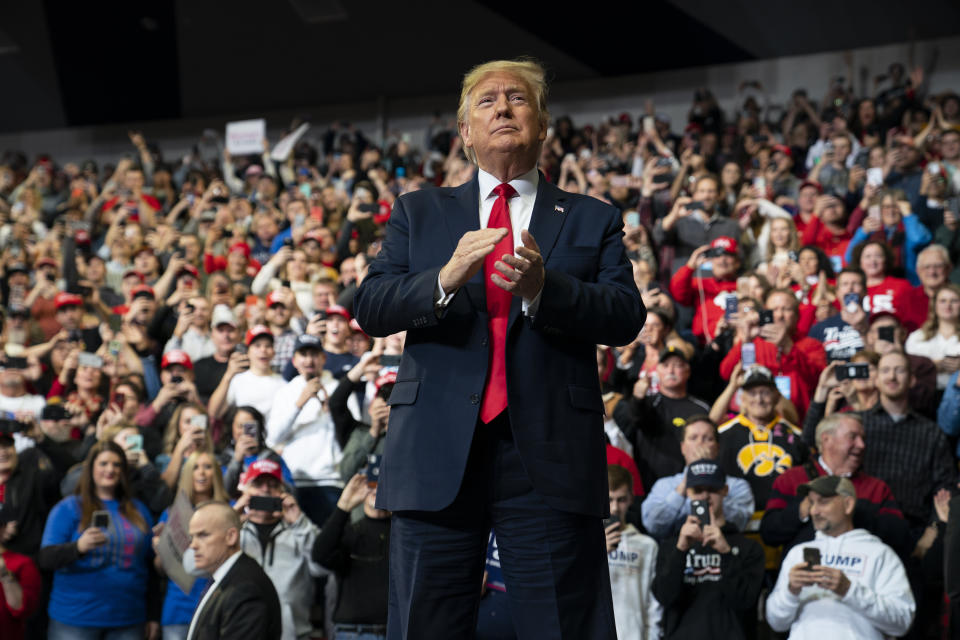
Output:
[186,502,282,640]
[354,59,645,639]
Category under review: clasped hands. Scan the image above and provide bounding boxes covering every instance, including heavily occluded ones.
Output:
[438,227,544,301]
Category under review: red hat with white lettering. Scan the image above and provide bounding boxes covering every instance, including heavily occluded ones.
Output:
[709,236,739,256]
[160,349,193,370]
[238,459,283,491]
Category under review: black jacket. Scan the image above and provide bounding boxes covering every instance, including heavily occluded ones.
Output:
[653,525,764,640]
[190,553,281,639]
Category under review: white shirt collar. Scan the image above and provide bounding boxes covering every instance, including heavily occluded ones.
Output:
[212,550,243,583]
[477,166,539,201]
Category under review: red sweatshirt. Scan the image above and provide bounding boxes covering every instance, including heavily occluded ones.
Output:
[719,336,826,422]
[865,276,925,332]
[669,265,737,344]
[0,550,41,640]
[800,217,852,264]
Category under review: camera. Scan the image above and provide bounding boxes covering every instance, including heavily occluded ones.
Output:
[835,363,870,381]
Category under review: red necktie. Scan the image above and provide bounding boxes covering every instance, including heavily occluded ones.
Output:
[481,183,516,423]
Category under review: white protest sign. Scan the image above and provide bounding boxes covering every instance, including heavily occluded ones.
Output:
[226,119,266,155]
[271,122,310,162]
[157,490,199,593]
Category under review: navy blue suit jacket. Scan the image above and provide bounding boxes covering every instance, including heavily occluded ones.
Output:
[354,173,645,517]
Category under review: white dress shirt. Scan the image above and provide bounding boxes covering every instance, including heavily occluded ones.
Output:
[437,166,542,314]
[186,550,243,640]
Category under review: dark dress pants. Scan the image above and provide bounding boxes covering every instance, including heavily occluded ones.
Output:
[387,413,617,640]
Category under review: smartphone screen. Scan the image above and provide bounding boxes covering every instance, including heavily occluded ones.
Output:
[249,496,283,513]
[742,343,757,368]
[92,510,111,530]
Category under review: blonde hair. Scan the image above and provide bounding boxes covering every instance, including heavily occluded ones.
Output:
[920,283,960,341]
[457,59,550,164]
[765,216,800,259]
[179,451,228,506]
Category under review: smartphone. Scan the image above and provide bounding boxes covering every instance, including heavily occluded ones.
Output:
[357,203,380,214]
[686,201,705,213]
[108,340,122,358]
[866,167,884,187]
[836,362,870,380]
[4,356,27,370]
[868,205,881,221]
[190,414,208,430]
[108,314,122,333]
[379,354,402,367]
[690,499,710,528]
[753,177,766,192]
[610,175,629,188]
[759,309,774,326]
[249,495,283,513]
[625,211,640,227]
[241,421,258,437]
[742,343,757,368]
[170,374,184,384]
[704,247,727,259]
[234,344,248,355]
[92,510,111,530]
[803,546,821,569]
[125,433,143,453]
[643,116,655,134]
[877,326,895,343]
[365,453,382,487]
[77,352,103,369]
[724,296,738,320]
[843,293,861,314]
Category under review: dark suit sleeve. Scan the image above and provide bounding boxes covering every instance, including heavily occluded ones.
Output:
[354,197,443,337]
[531,205,644,347]
[220,580,280,639]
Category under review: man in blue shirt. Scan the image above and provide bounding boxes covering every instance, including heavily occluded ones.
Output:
[642,415,754,540]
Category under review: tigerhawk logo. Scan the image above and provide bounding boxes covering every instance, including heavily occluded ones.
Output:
[736,444,793,477]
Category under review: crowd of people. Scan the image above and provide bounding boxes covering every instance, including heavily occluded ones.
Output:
[0,55,959,639]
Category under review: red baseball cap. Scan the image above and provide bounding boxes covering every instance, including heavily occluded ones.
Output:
[772,144,792,158]
[239,459,282,490]
[122,269,146,282]
[799,180,823,194]
[265,290,285,308]
[375,370,397,393]
[36,257,58,269]
[229,242,251,259]
[299,230,326,246]
[161,349,194,370]
[54,292,83,310]
[349,318,367,337]
[245,324,274,346]
[134,246,154,257]
[131,284,155,300]
[709,236,739,256]
[178,264,199,279]
[325,305,351,322]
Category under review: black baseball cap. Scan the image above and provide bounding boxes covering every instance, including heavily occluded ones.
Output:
[685,459,726,490]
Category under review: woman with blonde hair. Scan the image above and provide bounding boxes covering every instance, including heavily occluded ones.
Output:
[905,283,960,390]
[153,450,227,639]
[157,402,214,489]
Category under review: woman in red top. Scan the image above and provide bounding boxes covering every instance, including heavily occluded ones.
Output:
[853,240,925,331]
[0,524,42,640]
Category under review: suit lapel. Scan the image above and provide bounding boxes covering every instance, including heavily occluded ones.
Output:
[444,175,483,310]
[508,174,568,329]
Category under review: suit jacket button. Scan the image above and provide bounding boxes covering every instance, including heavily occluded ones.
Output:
[481,337,488,347]
[470,393,480,405]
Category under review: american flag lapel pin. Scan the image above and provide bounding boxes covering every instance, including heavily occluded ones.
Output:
[554,204,564,214]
